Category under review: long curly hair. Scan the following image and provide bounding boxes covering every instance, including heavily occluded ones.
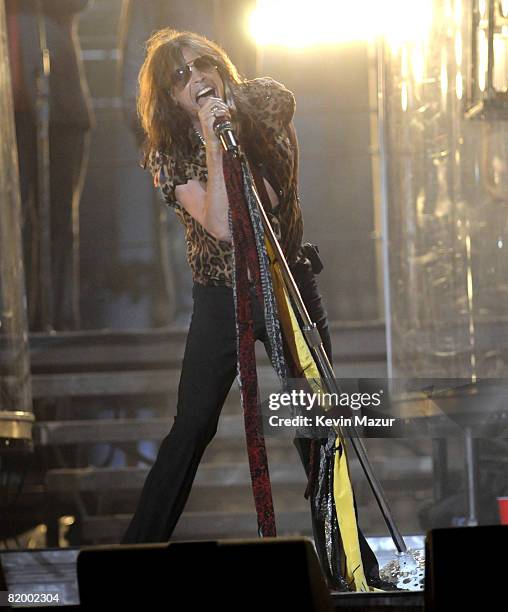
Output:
[138,29,303,264]
[138,29,258,161]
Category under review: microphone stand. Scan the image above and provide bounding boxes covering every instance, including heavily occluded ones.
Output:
[219,125,413,561]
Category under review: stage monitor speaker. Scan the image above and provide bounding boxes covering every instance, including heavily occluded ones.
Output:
[77,536,333,611]
[425,525,508,611]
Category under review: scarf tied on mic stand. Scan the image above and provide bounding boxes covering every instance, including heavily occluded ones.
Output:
[222,148,375,592]
[222,150,287,537]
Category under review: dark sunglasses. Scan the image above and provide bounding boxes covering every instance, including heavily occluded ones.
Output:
[171,55,219,90]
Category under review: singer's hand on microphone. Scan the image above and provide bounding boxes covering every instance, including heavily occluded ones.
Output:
[197,97,230,149]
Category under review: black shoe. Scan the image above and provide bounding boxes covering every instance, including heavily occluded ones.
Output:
[325,575,354,593]
[366,577,401,591]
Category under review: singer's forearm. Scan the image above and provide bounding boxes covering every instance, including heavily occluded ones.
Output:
[203,146,232,242]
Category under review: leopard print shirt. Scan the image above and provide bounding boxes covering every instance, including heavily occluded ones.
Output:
[146,77,304,287]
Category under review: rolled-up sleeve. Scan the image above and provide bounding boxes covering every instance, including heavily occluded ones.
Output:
[145,149,188,211]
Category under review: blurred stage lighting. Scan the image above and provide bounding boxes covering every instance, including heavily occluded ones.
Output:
[248,0,433,48]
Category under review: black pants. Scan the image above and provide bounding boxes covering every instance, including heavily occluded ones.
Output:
[121,262,331,544]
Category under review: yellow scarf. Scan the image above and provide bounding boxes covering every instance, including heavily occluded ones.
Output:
[267,239,370,591]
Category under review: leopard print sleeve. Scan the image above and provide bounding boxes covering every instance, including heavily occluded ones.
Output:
[145,149,188,210]
[242,77,296,130]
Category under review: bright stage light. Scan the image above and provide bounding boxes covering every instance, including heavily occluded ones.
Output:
[248,0,433,48]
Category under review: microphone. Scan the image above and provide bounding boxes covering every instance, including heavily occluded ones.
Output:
[213,116,239,156]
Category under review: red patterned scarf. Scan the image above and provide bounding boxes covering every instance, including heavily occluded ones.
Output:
[222,150,278,537]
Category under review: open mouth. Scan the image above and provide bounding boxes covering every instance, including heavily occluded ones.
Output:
[195,86,216,103]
